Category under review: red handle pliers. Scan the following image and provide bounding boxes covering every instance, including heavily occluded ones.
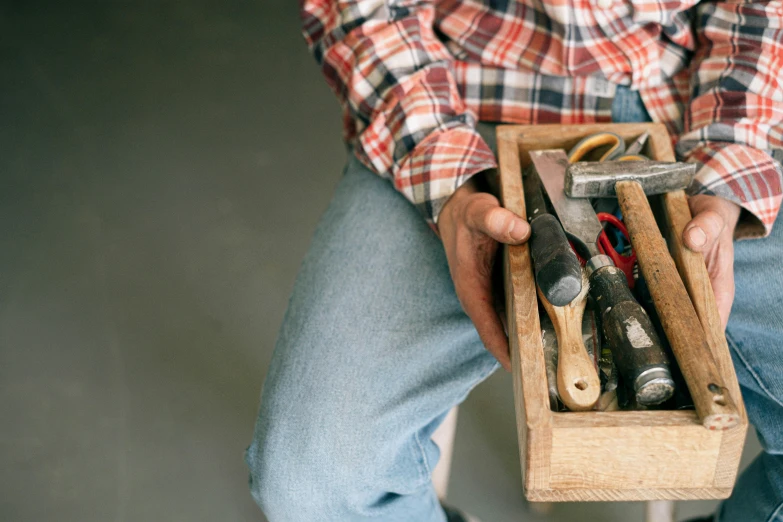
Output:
[596,212,636,288]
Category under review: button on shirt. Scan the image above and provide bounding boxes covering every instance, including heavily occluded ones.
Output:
[301,0,783,237]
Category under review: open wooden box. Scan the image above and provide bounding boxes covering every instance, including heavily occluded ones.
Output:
[498,123,748,502]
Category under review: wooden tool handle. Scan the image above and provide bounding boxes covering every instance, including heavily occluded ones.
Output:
[537,283,600,411]
[616,180,739,430]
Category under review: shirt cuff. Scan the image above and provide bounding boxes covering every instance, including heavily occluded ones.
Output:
[684,142,783,240]
[382,125,498,226]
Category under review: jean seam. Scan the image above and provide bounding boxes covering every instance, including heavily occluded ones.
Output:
[766,499,783,522]
[726,330,783,409]
[414,431,433,481]
[411,358,500,486]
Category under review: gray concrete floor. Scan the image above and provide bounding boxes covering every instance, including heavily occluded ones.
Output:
[0,3,760,521]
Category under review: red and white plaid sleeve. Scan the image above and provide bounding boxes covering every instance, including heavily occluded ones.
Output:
[679,0,783,238]
[300,0,496,225]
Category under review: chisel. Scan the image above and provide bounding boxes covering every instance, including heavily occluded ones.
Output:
[531,149,674,406]
[523,166,583,306]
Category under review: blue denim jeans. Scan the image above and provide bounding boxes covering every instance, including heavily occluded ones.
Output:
[246,86,783,521]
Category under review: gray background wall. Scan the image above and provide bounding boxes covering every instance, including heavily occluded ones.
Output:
[0,2,759,521]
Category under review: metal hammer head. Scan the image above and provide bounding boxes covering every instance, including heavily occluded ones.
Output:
[565,161,697,198]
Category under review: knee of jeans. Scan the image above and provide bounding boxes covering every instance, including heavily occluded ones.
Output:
[244,417,336,517]
[245,439,301,518]
[244,434,329,518]
[245,409,434,518]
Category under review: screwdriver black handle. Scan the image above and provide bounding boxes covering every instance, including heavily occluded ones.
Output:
[523,168,582,307]
[588,263,674,406]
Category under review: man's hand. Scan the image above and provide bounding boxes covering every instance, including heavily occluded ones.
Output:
[439,178,531,371]
[682,195,741,329]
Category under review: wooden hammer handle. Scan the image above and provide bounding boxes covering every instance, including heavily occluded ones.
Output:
[616,180,739,430]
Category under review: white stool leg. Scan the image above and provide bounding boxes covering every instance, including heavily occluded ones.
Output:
[645,500,675,522]
[432,406,459,501]
[528,501,554,515]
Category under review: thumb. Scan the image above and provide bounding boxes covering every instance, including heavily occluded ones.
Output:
[465,194,530,244]
[683,210,726,253]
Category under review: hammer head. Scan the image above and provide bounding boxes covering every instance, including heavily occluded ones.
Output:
[565,161,696,198]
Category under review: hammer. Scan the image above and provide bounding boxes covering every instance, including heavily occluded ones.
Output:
[567,160,740,430]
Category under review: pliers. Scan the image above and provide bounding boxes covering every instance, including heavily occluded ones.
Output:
[566,131,649,287]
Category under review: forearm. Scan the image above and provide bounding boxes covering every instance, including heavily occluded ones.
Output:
[300,0,496,224]
[678,0,783,238]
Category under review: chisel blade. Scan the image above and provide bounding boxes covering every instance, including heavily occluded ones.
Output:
[624,131,649,157]
[530,149,602,259]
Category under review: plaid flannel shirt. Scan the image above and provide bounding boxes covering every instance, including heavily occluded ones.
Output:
[301,0,783,237]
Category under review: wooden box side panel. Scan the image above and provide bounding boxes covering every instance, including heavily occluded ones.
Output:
[549,423,721,490]
[497,123,665,171]
[526,487,733,503]
[546,410,745,500]
[498,134,553,492]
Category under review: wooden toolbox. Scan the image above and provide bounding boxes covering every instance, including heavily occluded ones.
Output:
[498,123,748,502]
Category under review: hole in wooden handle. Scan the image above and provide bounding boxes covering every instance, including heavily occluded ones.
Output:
[574,378,588,391]
[708,383,727,406]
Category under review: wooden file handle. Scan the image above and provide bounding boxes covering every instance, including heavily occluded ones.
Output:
[537,283,600,411]
[616,181,739,430]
